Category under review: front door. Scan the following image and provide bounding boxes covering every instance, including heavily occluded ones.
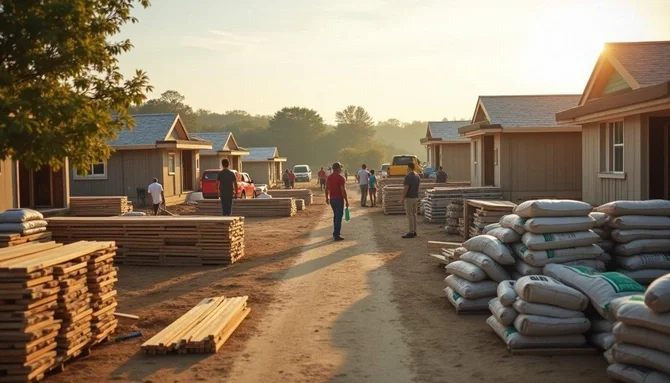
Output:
[649,117,670,199]
[182,151,194,191]
[32,166,52,207]
[483,136,495,186]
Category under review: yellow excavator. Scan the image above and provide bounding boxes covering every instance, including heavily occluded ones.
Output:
[386,155,423,177]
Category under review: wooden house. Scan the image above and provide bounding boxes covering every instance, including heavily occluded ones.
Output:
[458,95,582,202]
[420,121,471,182]
[556,41,670,205]
[70,113,212,206]
[241,147,287,186]
[0,158,70,214]
[191,132,249,173]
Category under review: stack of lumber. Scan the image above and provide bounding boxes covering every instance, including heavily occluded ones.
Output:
[295,199,306,211]
[382,183,437,215]
[195,199,297,217]
[141,296,250,355]
[422,186,504,225]
[376,178,404,203]
[267,189,313,205]
[87,246,118,345]
[69,197,132,217]
[0,209,52,248]
[47,216,245,266]
[464,199,517,239]
[0,241,116,382]
[427,241,464,265]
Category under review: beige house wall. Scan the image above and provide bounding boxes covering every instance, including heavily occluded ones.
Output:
[439,143,470,182]
[244,162,271,185]
[0,159,17,211]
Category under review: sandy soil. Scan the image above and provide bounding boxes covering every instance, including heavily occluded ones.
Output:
[46,182,610,383]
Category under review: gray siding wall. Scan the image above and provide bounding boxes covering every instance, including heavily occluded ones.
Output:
[244,162,270,185]
[439,143,470,182]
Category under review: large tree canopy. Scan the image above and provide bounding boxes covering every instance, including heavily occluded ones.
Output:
[269,107,325,165]
[131,90,196,127]
[0,0,153,171]
[334,105,375,145]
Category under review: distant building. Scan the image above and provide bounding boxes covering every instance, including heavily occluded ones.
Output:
[241,147,287,186]
[191,132,249,173]
[557,41,670,205]
[420,121,471,182]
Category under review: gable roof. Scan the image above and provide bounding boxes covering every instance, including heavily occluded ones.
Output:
[474,95,581,128]
[109,113,180,147]
[242,147,283,162]
[191,132,248,156]
[424,121,470,142]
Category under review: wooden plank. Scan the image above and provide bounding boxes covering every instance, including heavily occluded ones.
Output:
[509,347,599,356]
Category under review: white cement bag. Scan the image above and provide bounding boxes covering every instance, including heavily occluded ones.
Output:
[523,216,596,234]
[444,287,491,312]
[609,216,670,230]
[592,228,610,240]
[587,332,615,350]
[522,231,601,251]
[612,344,670,376]
[646,274,670,314]
[513,314,590,336]
[487,315,586,350]
[615,239,670,257]
[489,297,518,326]
[444,275,498,299]
[0,208,44,223]
[561,259,607,271]
[447,211,464,219]
[613,322,670,354]
[513,299,585,319]
[513,199,593,218]
[591,319,614,333]
[596,199,670,216]
[612,295,670,335]
[499,214,526,235]
[454,247,468,258]
[445,260,488,282]
[514,259,543,276]
[607,363,670,383]
[511,271,524,280]
[515,275,589,311]
[598,240,615,253]
[512,243,603,267]
[460,251,511,282]
[462,235,515,265]
[598,252,613,264]
[616,254,670,271]
[543,264,646,320]
[612,229,670,244]
[487,227,521,244]
[497,280,517,306]
[0,220,48,233]
[21,227,47,235]
[590,212,611,228]
[483,223,501,234]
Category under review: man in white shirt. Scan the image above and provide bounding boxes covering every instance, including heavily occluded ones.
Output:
[147,178,165,216]
[356,164,371,207]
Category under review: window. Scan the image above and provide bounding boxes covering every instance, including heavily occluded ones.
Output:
[168,153,176,175]
[196,158,199,169]
[609,121,624,173]
[73,160,107,180]
[473,141,478,178]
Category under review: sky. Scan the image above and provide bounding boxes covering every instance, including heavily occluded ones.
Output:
[118,0,670,123]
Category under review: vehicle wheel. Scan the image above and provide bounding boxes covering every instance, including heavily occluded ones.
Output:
[241,191,246,199]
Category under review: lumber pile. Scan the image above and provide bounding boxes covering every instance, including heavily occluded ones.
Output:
[423,186,503,224]
[195,199,297,217]
[267,189,313,205]
[141,296,250,355]
[0,209,52,248]
[295,199,305,211]
[47,216,245,266]
[0,241,117,382]
[87,247,118,345]
[381,184,437,215]
[464,199,517,239]
[69,197,132,217]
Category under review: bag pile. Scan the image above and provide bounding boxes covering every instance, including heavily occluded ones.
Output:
[596,200,670,285]
[444,235,514,312]
[0,209,48,235]
[488,276,591,349]
[445,201,463,235]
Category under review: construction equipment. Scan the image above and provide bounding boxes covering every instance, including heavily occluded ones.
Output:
[386,155,423,177]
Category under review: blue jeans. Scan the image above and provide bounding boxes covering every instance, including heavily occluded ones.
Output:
[221,197,233,216]
[330,198,344,238]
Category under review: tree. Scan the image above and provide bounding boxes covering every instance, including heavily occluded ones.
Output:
[269,107,325,166]
[338,147,386,172]
[131,90,196,128]
[334,105,375,145]
[0,0,153,172]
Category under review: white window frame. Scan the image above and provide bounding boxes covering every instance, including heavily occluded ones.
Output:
[473,141,478,178]
[73,160,108,180]
[168,153,176,175]
[608,121,624,173]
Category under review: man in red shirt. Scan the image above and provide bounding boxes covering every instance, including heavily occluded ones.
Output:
[317,167,327,191]
[325,162,349,241]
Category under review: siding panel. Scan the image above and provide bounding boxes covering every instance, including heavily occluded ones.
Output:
[440,143,470,182]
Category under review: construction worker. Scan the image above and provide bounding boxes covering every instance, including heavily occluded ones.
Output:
[147,178,165,216]
[435,166,448,183]
[216,159,237,216]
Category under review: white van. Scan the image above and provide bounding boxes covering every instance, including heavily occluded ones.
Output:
[293,165,312,182]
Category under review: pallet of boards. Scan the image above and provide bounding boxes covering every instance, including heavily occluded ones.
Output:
[0,232,53,249]
[0,240,117,382]
[47,216,245,267]
[423,186,504,224]
[68,197,132,217]
[463,199,517,240]
[141,296,250,355]
[295,199,305,211]
[381,184,438,215]
[195,199,297,217]
[266,189,313,205]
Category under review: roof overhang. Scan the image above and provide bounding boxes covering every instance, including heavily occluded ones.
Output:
[458,121,502,137]
[244,157,288,163]
[201,149,251,156]
[156,140,213,150]
[557,81,670,124]
[421,138,469,145]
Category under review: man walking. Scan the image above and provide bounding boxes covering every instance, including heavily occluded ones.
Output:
[217,159,237,216]
[401,162,420,238]
[325,162,349,241]
[435,166,448,184]
[356,164,370,207]
[147,178,165,216]
[318,167,327,191]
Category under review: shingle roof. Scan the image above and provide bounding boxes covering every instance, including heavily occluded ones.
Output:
[190,132,231,152]
[108,113,177,147]
[606,41,670,88]
[426,121,470,141]
[242,147,279,162]
[479,95,581,128]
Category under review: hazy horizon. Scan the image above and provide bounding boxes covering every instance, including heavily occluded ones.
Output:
[118,0,670,123]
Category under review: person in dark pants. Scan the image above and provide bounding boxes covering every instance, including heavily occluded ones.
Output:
[325,162,349,241]
[401,162,421,238]
[147,178,165,216]
[216,159,238,216]
[435,166,448,183]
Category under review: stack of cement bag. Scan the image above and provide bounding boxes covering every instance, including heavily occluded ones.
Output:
[605,277,670,382]
[445,200,463,235]
[444,235,514,313]
[487,275,591,349]
[590,212,614,266]
[504,200,605,278]
[595,200,670,285]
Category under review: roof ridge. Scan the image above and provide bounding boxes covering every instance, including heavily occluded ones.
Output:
[605,40,670,46]
[479,94,581,98]
[130,113,178,117]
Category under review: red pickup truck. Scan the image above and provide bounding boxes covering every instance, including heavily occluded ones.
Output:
[200,169,256,199]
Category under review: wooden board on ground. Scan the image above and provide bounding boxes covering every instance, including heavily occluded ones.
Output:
[509,347,599,356]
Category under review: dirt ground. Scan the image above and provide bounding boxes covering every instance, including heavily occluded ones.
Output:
[47,182,610,383]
